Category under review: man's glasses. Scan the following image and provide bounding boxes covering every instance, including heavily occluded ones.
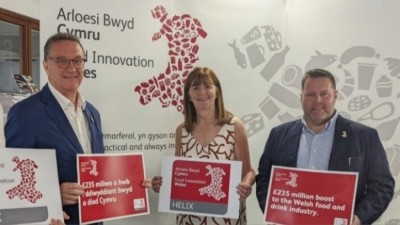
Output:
[46,57,86,69]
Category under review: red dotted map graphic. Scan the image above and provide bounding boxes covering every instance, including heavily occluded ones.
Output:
[6,156,43,203]
[134,5,207,112]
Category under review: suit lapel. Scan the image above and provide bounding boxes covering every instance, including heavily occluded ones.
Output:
[329,115,352,171]
[286,121,303,167]
[41,84,83,154]
[83,106,101,153]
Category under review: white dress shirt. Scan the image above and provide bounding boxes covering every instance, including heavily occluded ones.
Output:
[48,83,92,153]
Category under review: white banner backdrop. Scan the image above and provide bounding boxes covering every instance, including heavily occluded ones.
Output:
[40,0,399,224]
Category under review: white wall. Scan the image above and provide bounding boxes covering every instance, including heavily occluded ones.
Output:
[1,1,399,225]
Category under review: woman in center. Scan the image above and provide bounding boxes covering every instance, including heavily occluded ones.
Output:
[174,67,255,225]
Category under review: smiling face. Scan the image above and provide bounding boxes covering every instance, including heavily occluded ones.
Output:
[183,67,230,131]
[301,76,337,132]
[43,40,85,101]
[188,79,217,112]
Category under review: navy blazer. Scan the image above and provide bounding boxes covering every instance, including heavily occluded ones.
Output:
[5,84,104,225]
[256,115,394,224]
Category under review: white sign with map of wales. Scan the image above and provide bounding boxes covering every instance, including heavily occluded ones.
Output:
[159,156,242,219]
[0,148,63,225]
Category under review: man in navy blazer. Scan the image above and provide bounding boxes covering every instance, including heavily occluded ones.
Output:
[256,69,394,225]
[5,33,104,225]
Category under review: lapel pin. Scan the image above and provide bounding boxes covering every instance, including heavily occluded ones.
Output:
[341,131,347,138]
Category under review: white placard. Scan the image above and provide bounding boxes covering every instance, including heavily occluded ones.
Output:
[159,156,242,219]
[0,148,63,225]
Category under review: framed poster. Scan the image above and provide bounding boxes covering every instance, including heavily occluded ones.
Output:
[77,153,149,224]
[0,148,63,225]
[159,156,242,219]
[264,166,358,225]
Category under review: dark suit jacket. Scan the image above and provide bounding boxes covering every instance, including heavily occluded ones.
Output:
[255,115,394,224]
[5,84,104,225]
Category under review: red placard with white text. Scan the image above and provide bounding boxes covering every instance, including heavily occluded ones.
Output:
[264,166,358,225]
[77,153,149,224]
[159,156,242,219]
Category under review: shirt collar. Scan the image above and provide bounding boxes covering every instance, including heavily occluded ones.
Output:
[302,110,339,134]
[48,82,86,111]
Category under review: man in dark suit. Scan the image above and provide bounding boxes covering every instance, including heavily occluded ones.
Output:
[5,32,104,225]
[256,68,394,225]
